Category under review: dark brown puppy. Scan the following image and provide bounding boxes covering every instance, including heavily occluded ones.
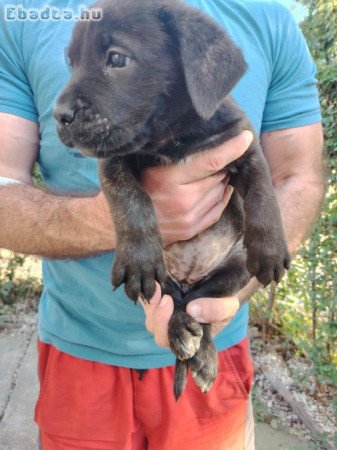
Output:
[54,0,291,399]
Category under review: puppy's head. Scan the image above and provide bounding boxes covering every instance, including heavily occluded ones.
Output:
[54,0,246,157]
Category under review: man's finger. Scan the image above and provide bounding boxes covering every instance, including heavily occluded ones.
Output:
[140,287,174,348]
[140,282,162,334]
[189,172,229,198]
[223,184,234,208]
[186,296,240,323]
[180,185,233,240]
[152,295,174,348]
[180,130,253,184]
[173,180,229,226]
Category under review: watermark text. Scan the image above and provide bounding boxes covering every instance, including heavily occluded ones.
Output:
[5,4,102,21]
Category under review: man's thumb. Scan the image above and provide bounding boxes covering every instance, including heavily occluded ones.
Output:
[186,297,240,323]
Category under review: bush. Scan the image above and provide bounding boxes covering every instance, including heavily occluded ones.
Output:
[0,252,41,308]
[251,0,337,392]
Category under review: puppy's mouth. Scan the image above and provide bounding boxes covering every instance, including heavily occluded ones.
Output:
[57,119,146,158]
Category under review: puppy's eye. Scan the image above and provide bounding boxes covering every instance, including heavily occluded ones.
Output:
[107,52,131,68]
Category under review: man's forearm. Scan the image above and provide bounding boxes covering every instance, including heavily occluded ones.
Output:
[0,184,116,257]
[274,174,325,254]
[237,172,325,303]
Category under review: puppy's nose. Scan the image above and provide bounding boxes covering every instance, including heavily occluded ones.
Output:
[53,103,75,126]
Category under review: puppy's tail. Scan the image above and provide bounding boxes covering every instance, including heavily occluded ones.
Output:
[174,359,188,400]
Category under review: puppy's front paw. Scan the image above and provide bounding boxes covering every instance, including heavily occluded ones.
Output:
[246,240,291,287]
[112,245,166,302]
[168,311,203,361]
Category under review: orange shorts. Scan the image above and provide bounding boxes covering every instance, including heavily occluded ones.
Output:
[35,338,254,450]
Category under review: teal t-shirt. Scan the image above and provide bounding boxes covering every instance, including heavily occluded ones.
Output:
[0,0,321,368]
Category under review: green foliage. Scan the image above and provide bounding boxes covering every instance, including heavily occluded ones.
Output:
[252,387,273,423]
[300,0,337,64]
[33,162,44,186]
[251,0,337,395]
[295,0,337,385]
[0,254,41,307]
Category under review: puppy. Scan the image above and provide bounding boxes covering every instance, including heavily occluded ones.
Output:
[54,0,291,399]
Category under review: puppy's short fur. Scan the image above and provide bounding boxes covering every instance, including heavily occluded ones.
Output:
[55,0,291,398]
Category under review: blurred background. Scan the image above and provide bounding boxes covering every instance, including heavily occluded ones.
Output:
[0,0,336,448]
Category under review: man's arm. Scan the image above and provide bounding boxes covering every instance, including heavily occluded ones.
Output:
[0,113,250,257]
[261,122,325,252]
[0,113,116,257]
[144,123,325,345]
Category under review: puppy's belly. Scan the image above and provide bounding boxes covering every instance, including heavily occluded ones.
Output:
[164,223,239,285]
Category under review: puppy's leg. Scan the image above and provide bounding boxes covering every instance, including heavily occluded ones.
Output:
[183,244,250,302]
[99,157,166,302]
[164,277,204,362]
[170,245,250,398]
[163,277,203,399]
[231,139,291,287]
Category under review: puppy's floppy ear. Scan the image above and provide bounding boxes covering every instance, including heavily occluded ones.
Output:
[158,5,247,120]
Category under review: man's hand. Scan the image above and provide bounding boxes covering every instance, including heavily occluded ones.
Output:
[141,130,253,244]
[92,129,252,248]
[141,283,240,347]
[138,131,252,346]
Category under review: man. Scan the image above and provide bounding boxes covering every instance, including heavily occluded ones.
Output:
[0,0,324,449]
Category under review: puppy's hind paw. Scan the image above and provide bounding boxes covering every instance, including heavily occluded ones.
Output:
[190,356,217,393]
[188,324,218,393]
[168,311,203,361]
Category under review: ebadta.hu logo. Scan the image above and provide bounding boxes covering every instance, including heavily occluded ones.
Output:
[4,4,102,21]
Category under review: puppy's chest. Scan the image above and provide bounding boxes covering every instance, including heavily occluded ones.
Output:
[164,215,239,286]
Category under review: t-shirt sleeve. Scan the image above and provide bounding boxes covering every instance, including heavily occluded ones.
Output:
[261,3,321,133]
[0,6,38,122]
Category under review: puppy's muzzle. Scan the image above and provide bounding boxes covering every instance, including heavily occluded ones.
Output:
[53,97,115,153]
[53,102,76,127]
